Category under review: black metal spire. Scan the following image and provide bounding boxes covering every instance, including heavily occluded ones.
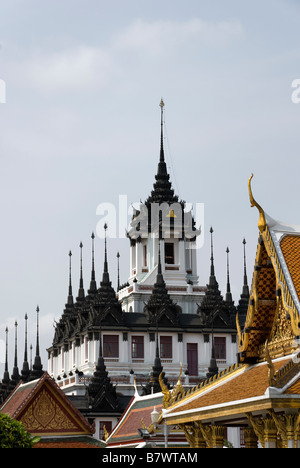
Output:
[209,227,218,288]
[242,238,249,297]
[88,314,120,412]
[86,224,124,329]
[237,238,250,324]
[225,247,233,305]
[94,223,120,309]
[10,321,20,387]
[156,239,164,284]
[36,306,40,358]
[29,306,43,381]
[145,99,179,206]
[21,314,30,382]
[198,227,236,328]
[30,344,32,370]
[2,327,10,388]
[103,224,108,277]
[99,224,112,290]
[144,240,179,326]
[117,251,120,291]
[76,242,85,301]
[67,250,74,306]
[142,292,169,396]
[88,317,104,398]
[207,331,218,379]
[88,233,97,295]
[159,98,165,164]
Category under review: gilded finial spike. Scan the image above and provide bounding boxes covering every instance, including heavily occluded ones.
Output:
[248,174,266,233]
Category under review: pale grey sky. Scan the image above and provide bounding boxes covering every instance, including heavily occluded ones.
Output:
[0,0,300,373]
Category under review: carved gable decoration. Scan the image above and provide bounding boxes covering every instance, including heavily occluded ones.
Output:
[19,386,81,434]
[1,372,94,436]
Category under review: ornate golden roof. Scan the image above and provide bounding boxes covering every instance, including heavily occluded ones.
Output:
[237,175,300,363]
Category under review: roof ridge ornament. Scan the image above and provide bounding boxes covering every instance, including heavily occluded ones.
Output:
[248,174,267,233]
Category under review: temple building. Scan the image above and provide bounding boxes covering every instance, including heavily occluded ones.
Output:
[0,101,254,446]
[45,101,244,437]
[159,175,300,448]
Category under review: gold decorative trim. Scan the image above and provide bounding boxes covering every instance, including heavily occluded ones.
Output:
[248,174,266,233]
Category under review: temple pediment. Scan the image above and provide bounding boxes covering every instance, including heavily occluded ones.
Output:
[237,175,300,363]
[0,372,94,436]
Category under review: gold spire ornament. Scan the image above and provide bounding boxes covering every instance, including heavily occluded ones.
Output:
[248,174,267,233]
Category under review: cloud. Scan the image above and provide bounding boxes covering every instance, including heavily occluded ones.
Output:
[112,17,244,54]
[25,45,112,92]
[6,17,243,95]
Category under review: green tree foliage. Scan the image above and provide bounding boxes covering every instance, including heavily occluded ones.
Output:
[0,413,40,448]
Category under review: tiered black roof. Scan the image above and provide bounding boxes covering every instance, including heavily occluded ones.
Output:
[197,228,236,330]
[52,225,124,348]
[143,242,180,327]
[88,329,120,412]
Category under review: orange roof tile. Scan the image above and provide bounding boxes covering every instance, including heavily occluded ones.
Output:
[167,359,291,416]
[285,378,300,394]
[280,235,300,302]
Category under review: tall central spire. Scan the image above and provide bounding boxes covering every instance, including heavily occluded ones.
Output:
[145,99,179,206]
[160,98,165,164]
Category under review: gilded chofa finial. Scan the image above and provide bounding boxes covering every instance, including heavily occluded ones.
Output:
[248,174,266,233]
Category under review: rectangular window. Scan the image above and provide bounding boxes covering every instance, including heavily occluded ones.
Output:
[132,336,144,359]
[103,335,119,358]
[187,343,198,376]
[214,337,226,360]
[240,427,245,448]
[160,336,172,359]
[143,245,147,267]
[165,243,174,264]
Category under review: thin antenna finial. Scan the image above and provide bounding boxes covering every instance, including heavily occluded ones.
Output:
[159,98,165,163]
